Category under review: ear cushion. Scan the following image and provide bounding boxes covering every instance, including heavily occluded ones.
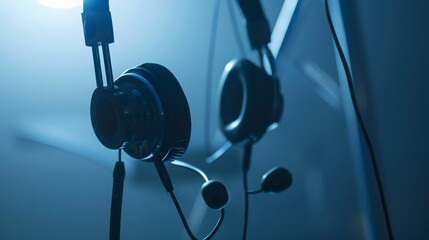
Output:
[90,86,128,150]
[219,59,275,144]
[118,63,191,161]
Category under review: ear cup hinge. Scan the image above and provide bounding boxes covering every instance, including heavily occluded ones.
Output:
[236,0,271,49]
[82,10,115,90]
[82,11,114,46]
[245,19,271,49]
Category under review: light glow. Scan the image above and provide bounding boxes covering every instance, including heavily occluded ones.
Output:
[269,0,299,58]
[37,0,83,9]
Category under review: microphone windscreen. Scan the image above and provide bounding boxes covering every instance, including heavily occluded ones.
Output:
[201,180,229,210]
[261,167,292,193]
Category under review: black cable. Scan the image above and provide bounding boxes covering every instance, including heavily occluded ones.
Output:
[170,160,209,182]
[242,169,249,240]
[242,144,252,240]
[205,0,221,157]
[170,191,197,240]
[324,1,394,239]
[210,209,225,239]
[110,149,125,240]
[247,189,263,195]
[169,191,225,240]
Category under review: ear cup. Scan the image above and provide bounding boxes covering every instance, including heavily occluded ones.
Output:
[90,68,165,154]
[219,59,275,144]
[90,87,127,149]
[117,63,191,161]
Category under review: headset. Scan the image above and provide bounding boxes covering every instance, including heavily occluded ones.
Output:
[206,1,293,239]
[219,2,283,144]
[80,0,228,239]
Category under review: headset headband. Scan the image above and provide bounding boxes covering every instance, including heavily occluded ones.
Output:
[83,0,109,12]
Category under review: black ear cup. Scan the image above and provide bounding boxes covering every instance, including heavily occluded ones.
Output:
[201,180,229,210]
[125,63,191,161]
[261,167,292,193]
[90,79,162,152]
[90,63,191,161]
[219,59,276,145]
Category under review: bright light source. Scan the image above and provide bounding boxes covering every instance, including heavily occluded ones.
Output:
[37,0,82,9]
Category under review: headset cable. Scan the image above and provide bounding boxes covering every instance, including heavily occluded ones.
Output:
[324,1,394,239]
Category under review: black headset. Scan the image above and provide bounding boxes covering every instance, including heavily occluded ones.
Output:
[219,54,282,145]
[209,1,292,239]
[219,0,283,145]
[81,1,228,239]
[211,0,293,193]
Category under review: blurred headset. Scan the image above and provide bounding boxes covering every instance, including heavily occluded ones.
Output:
[208,0,293,195]
[207,0,292,239]
[219,5,282,146]
[81,0,228,239]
